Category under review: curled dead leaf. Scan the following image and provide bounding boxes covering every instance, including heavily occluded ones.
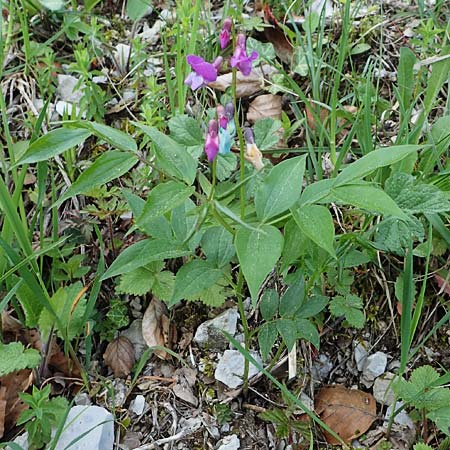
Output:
[104,336,136,378]
[247,94,283,123]
[142,299,171,359]
[263,5,294,64]
[315,385,377,445]
[0,369,33,439]
[209,65,278,98]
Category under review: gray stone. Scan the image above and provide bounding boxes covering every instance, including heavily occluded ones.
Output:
[385,401,415,429]
[74,392,92,406]
[373,372,396,405]
[56,74,84,103]
[354,341,369,371]
[214,350,261,389]
[217,434,240,450]
[312,354,333,381]
[129,395,146,415]
[54,405,114,450]
[362,352,387,381]
[194,309,238,350]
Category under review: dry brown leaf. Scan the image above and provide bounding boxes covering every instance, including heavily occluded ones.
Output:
[263,5,294,64]
[247,94,282,123]
[209,65,278,98]
[315,385,377,445]
[0,369,33,438]
[0,386,6,439]
[434,273,450,295]
[103,336,136,378]
[142,299,170,359]
[172,367,198,406]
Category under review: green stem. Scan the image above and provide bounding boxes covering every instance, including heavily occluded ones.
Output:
[231,68,246,219]
[236,268,250,395]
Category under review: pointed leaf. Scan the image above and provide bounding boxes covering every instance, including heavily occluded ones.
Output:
[18,128,91,164]
[55,151,138,206]
[235,225,283,301]
[292,205,336,258]
[255,155,307,221]
[102,239,190,279]
[171,260,222,304]
[335,145,423,186]
[260,289,279,321]
[135,123,197,185]
[258,322,278,360]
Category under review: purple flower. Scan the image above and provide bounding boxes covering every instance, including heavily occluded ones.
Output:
[217,105,228,129]
[230,34,258,76]
[185,55,223,90]
[205,120,219,161]
[219,18,232,49]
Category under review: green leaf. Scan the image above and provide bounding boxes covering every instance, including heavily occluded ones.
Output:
[350,43,371,55]
[385,172,450,214]
[18,128,91,164]
[202,226,235,268]
[254,118,282,150]
[258,322,278,360]
[235,225,284,301]
[102,238,190,279]
[280,218,306,272]
[0,343,41,376]
[300,178,336,205]
[216,152,238,181]
[122,189,145,218]
[424,48,450,115]
[168,114,204,147]
[75,121,137,153]
[171,199,202,251]
[276,318,297,351]
[335,145,423,186]
[171,260,223,304]
[296,295,328,319]
[428,407,450,436]
[185,277,231,307]
[279,276,305,318]
[247,37,275,61]
[291,205,336,258]
[126,0,151,21]
[397,47,416,109]
[260,289,279,321]
[135,123,197,185]
[331,183,407,217]
[302,11,320,34]
[116,266,156,295]
[152,270,175,302]
[55,151,138,206]
[374,215,424,255]
[137,181,195,229]
[38,282,87,341]
[255,155,307,221]
[329,294,365,328]
[296,318,320,348]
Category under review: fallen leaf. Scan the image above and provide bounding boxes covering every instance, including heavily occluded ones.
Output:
[172,367,198,406]
[263,5,294,64]
[104,336,136,378]
[315,385,377,444]
[209,65,278,98]
[0,386,6,438]
[0,369,33,439]
[247,94,283,123]
[142,299,171,359]
[434,273,450,295]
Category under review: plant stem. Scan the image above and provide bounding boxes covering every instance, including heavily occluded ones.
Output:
[231,68,246,219]
[236,268,250,395]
